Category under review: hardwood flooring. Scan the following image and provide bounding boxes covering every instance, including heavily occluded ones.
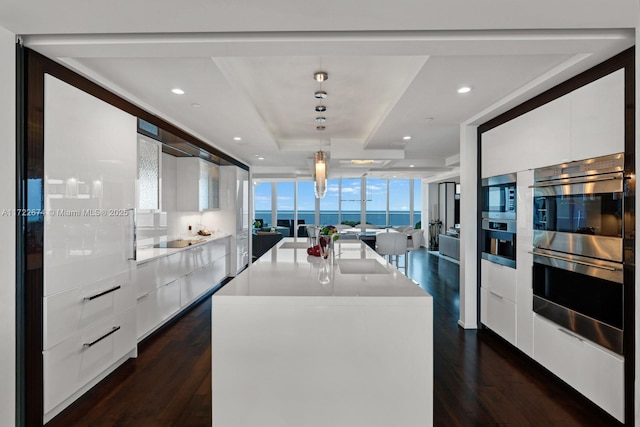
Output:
[48,250,622,426]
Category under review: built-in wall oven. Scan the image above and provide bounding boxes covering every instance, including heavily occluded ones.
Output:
[531,153,625,354]
[481,173,517,268]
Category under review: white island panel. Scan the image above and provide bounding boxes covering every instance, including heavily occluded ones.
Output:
[213,239,433,427]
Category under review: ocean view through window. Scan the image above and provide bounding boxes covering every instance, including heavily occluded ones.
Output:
[253,178,422,228]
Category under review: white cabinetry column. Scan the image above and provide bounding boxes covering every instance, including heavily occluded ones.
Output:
[459,124,478,329]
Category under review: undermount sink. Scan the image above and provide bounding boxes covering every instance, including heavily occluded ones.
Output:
[279,242,310,249]
[337,259,391,274]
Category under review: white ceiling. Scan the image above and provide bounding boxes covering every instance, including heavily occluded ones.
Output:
[0,1,637,181]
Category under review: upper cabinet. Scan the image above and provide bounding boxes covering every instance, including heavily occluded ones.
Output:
[177,157,220,211]
[481,69,624,178]
[137,135,161,211]
[570,69,624,161]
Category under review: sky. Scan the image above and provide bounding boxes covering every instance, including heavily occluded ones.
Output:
[254,178,421,211]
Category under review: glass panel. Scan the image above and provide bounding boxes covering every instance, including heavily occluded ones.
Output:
[533,193,622,236]
[413,179,422,227]
[253,182,272,227]
[388,179,410,227]
[341,178,361,226]
[365,178,387,226]
[198,161,208,211]
[319,179,340,226]
[276,182,294,235]
[297,181,316,225]
[137,136,159,210]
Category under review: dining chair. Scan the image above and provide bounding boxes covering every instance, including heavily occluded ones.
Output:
[375,231,408,271]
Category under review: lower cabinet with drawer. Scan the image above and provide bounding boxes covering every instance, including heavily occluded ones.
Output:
[480,259,517,345]
[43,306,137,421]
[533,314,624,422]
[136,237,230,340]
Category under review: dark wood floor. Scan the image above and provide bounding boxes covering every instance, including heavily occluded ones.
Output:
[48,250,622,426]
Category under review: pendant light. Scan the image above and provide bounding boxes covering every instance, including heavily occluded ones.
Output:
[314,150,327,198]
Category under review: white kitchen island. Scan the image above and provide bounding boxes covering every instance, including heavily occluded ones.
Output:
[212,238,433,427]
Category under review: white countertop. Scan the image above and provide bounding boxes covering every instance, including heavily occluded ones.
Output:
[216,238,430,299]
[136,233,231,264]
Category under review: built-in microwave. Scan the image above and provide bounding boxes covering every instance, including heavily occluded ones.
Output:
[481,173,516,220]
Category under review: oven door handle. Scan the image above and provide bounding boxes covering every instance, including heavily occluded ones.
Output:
[529,174,622,188]
[529,251,619,271]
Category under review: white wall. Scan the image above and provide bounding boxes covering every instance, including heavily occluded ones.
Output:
[458,125,478,329]
[0,25,16,424]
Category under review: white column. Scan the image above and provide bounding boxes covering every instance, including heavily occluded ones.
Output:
[458,124,478,329]
[0,25,16,423]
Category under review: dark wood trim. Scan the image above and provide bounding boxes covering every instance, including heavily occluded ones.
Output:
[478,47,635,425]
[622,47,635,427]
[15,40,27,427]
[22,45,45,427]
[479,47,636,134]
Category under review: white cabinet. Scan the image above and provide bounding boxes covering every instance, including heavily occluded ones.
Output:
[136,279,182,339]
[43,306,136,417]
[480,288,516,345]
[481,114,533,178]
[480,259,516,302]
[135,237,230,340]
[533,315,624,422]
[571,69,624,161]
[528,96,572,169]
[480,259,517,345]
[43,74,137,421]
[177,157,220,211]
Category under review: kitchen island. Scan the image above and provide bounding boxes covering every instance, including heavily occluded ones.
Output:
[212,238,433,427]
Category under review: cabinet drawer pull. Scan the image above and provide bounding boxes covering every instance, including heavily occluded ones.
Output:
[83,285,121,301]
[83,326,121,348]
[489,290,505,300]
[558,328,584,343]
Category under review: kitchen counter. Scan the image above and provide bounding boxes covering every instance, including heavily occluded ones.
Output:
[213,238,433,426]
[136,233,231,264]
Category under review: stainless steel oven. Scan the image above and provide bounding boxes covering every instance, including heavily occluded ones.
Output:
[531,153,626,354]
[532,248,623,354]
[481,219,516,268]
[532,153,624,261]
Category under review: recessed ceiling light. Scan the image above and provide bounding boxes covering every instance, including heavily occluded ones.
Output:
[315,117,326,123]
[409,164,415,168]
[403,136,412,140]
[258,156,264,160]
[316,125,326,131]
[233,137,242,141]
[351,160,375,165]
[171,88,185,95]
[457,86,471,94]
[191,103,201,108]
[314,91,327,99]
[315,105,327,112]
[255,154,261,157]
[314,71,328,82]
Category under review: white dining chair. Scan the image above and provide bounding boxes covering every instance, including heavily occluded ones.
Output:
[375,231,408,271]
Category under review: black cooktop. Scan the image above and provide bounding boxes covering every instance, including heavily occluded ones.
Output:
[154,239,205,249]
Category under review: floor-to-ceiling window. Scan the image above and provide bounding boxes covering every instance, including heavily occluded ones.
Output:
[253,177,423,228]
[319,178,340,225]
[388,179,410,226]
[276,182,294,230]
[340,178,361,225]
[365,178,387,226]
[253,181,272,226]
[414,179,423,226]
